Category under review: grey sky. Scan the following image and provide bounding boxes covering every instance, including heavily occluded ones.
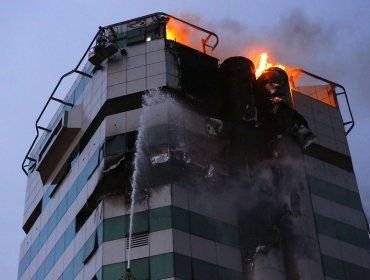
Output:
[1,1,369,278]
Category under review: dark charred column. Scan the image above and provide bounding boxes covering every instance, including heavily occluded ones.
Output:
[256,67,294,139]
[256,67,316,154]
[218,57,260,175]
[219,57,257,122]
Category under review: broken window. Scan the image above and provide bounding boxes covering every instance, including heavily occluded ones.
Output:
[75,200,97,233]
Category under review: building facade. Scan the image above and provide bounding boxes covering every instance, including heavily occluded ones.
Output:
[18,13,370,280]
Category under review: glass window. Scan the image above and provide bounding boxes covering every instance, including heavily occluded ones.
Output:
[218,266,243,280]
[39,226,49,247]
[127,27,146,45]
[316,214,370,249]
[67,182,78,208]
[104,134,127,156]
[44,247,55,277]
[83,231,98,264]
[30,238,40,260]
[48,210,59,234]
[308,175,363,211]
[192,258,218,280]
[57,195,68,221]
[190,212,218,241]
[97,223,103,245]
[149,206,172,232]
[95,268,103,280]
[131,257,149,280]
[73,247,84,278]
[150,253,174,279]
[174,253,192,280]
[125,211,148,236]
[55,234,65,261]
[64,220,76,247]
[62,260,74,280]
[102,262,125,280]
[146,23,163,41]
[172,206,190,232]
[103,216,126,242]
[35,263,45,280]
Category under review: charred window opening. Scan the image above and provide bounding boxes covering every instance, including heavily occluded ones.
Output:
[103,131,137,172]
[93,131,138,199]
[168,42,219,114]
[22,199,42,233]
[104,131,137,156]
[75,198,97,233]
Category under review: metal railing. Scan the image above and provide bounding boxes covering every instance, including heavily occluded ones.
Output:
[21,36,97,175]
[22,12,219,176]
[293,69,355,135]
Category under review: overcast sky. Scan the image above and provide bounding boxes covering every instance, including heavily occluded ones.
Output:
[1,1,369,278]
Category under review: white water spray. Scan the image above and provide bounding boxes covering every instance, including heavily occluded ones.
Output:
[126,89,169,268]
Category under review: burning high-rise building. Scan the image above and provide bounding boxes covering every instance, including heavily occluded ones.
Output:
[18,13,370,280]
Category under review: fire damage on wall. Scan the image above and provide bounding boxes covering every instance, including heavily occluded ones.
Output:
[93,37,323,279]
[81,14,328,280]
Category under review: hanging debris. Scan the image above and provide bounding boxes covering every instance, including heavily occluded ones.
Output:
[206,117,223,136]
[149,144,170,165]
[256,67,317,150]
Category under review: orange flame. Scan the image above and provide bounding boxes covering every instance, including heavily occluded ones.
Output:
[255,52,286,78]
[166,18,189,45]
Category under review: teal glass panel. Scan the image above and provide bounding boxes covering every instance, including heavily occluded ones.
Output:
[62,261,73,280]
[217,222,240,248]
[192,258,218,280]
[64,220,76,246]
[97,222,103,245]
[30,238,39,260]
[321,254,370,280]
[103,216,126,242]
[127,27,146,45]
[126,211,148,235]
[308,175,363,211]
[149,206,172,232]
[54,234,65,261]
[103,262,125,280]
[39,227,49,247]
[48,210,59,233]
[57,195,68,221]
[83,231,97,263]
[73,247,84,278]
[67,183,78,208]
[218,266,243,280]
[150,253,174,280]
[131,257,150,280]
[96,268,103,280]
[172,206,190,232]
[44,247,55,277]
[174,253,192,280]
[315,214,370,249]
[190,212,218,241]
[35,263,45,280]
